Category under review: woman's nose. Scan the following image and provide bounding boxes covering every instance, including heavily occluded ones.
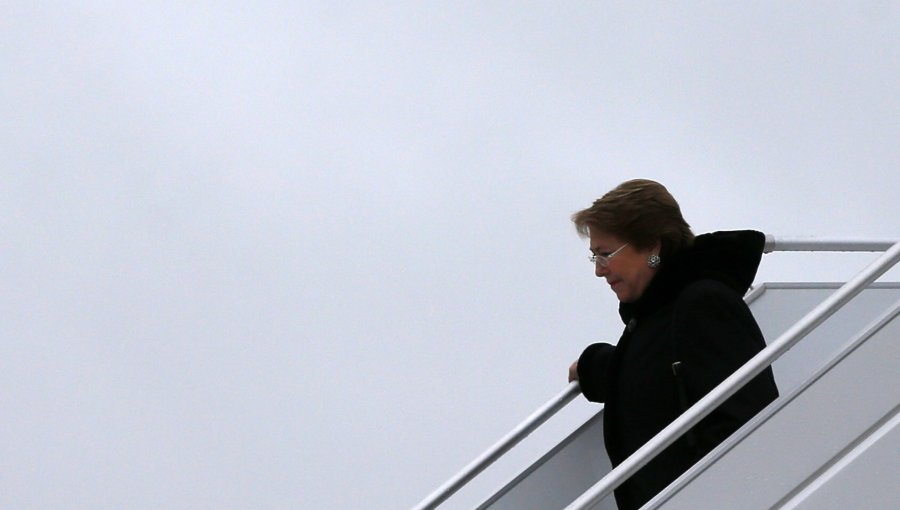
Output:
[595,263,608,278]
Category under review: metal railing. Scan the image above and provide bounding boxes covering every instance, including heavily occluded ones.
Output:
[412,237,900,510]
[763,236,897,253]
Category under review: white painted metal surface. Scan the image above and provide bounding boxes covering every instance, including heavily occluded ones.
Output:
[780,410,900,510]
[750,283,900,392]
[762,236,896,252]
[475,412,616,510]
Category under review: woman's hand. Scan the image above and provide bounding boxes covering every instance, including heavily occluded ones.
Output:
[568,361,579,382]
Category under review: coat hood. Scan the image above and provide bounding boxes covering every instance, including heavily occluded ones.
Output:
[619,230,766,324]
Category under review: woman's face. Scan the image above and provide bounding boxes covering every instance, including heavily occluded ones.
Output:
[588,229,660,303]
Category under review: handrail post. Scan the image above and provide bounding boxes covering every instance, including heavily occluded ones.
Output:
[563,239,900,509]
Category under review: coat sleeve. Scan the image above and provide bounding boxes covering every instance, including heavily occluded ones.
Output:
[672,280,779,453]
[576,342,616,403]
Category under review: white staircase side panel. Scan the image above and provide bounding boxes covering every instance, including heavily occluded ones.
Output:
[781,407,900,510]
[749,283,900,392]
[474,413,616,510]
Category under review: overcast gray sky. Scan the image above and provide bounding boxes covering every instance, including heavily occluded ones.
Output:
[3,2,899,509]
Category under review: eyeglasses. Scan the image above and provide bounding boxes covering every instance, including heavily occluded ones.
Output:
[589,243,628,267]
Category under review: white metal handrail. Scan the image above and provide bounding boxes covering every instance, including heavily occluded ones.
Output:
[763,236,897,253]
[411,382,582,510]
[412,237,899,510]
[564,238,900,509]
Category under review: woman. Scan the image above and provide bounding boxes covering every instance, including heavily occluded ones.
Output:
[568,179,778,510]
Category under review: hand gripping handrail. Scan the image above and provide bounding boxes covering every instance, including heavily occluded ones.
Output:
[411,381,583,510]
[412,237,899,510]
[563,238,900,509]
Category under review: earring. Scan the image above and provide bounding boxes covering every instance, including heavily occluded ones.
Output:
[647,254,661,269]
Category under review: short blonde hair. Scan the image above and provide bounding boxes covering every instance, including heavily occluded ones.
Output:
[572,179,694,257]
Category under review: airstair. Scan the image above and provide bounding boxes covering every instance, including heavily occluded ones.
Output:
[413,237,900,510]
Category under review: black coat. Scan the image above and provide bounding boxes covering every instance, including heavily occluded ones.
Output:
[577,230,778,510]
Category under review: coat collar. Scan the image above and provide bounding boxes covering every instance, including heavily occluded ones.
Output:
[618,230,766,324]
